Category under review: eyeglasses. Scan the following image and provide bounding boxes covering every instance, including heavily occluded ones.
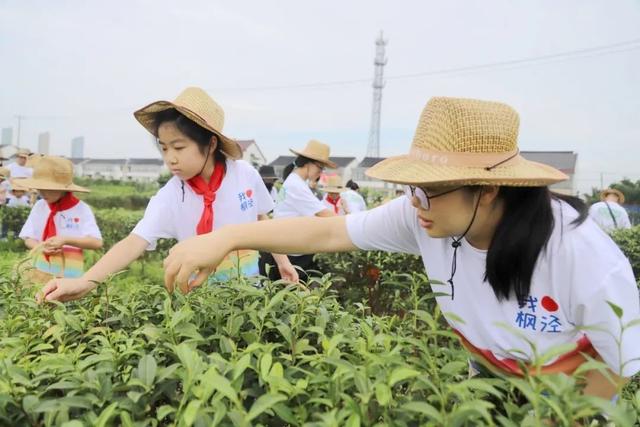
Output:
[404,185,463,210]
[313,161,326,171]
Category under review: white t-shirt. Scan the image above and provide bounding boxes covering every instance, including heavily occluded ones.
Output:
[132,159,274,280]
[7,163,33,179]
[269,186,278,205]
[7,194,31,207]
[346,196,640,377]
[341,189,367,213]
[19,199,102,241]
[588,201,632,232]
[274,173,327,219]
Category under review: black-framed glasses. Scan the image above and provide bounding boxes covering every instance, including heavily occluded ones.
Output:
[404,185,464,210]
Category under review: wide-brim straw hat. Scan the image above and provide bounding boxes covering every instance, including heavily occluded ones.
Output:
[10,178,30,192]
[16,148,31,158]
[290,139,337,169]
[134,87,242,160]
[366,97,568,186]
[601,188,625,204]
[18,156,89,193]
[0,167,9,179]
[320,175,345,193]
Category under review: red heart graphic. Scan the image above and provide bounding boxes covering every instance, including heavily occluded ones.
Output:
[74,217,80,223]
[541,296,558,312]
[246,189,253,198]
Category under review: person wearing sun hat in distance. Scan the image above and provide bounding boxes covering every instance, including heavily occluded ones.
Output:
[8,148,34,179]
[259,140,337,282]
[163,96,640,401]
[38,87,297,301]
[7,179,32,208]
[320,175,349,215]
[258,165,280,204]
[18,156,103,279]
[588,188,631,233]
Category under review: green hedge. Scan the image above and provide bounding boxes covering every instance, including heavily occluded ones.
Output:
[1,263,638,425]
[611,225,640,277]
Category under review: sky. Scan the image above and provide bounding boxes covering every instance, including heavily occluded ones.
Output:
[0,0,639,194]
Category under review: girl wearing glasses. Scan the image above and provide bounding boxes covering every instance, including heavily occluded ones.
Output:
[259,140,337,281]
[164,97,639,400]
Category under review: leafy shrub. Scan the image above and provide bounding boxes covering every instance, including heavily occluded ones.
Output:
[611,225,640,278]
[315,251,425,315]
[1,261,638,426]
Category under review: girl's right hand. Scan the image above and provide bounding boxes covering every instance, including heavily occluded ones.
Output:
[37,278,97,303]
[163,234,229,294]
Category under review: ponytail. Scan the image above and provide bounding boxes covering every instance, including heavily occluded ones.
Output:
[282,155,314,181]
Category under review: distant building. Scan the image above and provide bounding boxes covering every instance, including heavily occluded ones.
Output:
[269,155,358,184]
[520,151,577,195]
[38,132,50,155]
[72,157,166,182]
[236,139,267,167]
[1,128,12,146]
[71,137,84,159]
[351,157,399,191]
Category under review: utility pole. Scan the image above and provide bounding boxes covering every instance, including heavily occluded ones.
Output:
[15,115,23,147]
[366,31,387,158]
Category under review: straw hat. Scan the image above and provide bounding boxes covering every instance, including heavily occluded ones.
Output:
[0,167,9,179]
[601,188,625,204]
[18,156,89,193]
[320,175,345,193]
[26,153,45,168]
[258,165,278,181]
[290,140,337,169]
[134,87,242,160]
[16,148,31,158]
[10,179,30,192]
[366,97,568,186]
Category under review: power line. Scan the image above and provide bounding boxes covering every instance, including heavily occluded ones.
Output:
[209,37,640,92]
[4,37,640,119]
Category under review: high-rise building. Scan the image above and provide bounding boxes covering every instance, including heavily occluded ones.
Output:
[71,136,84,159]
[38,132,50,155]
[1,128,13,146]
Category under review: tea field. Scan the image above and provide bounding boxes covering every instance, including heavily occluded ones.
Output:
[1,249,640,426]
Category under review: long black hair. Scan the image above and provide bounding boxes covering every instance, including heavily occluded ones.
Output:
[483,186,588,306]
[282,155,315,181]
[153,109,226,165]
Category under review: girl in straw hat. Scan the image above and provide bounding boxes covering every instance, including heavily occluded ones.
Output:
[320,175,349,215]
[17,156,103,279]
[6,181,32,208]
[588,188,631,233]
[39,87,297,300]
[260,140,337,281]
[163,97,639,400]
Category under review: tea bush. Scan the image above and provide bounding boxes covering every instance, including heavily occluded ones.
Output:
[0,257,639,426]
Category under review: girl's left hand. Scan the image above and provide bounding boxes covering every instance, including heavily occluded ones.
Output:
[44,236,66,251]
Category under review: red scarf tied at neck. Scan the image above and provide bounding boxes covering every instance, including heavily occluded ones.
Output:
[42,192,80,242]
[326,194,341,214]
[187,161,225,235]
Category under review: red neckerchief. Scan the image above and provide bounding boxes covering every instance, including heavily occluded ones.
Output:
[42,192,80,242]
[187,161,225,235]
[326,194,340,214]
[42,192,80,261]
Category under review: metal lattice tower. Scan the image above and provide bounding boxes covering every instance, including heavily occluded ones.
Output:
[366,31,387,158]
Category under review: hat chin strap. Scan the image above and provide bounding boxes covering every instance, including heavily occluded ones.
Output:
[447,190,482,300]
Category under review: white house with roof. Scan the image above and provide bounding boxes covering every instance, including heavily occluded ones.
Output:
[236,139,267,167]
[72,158,167,182]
